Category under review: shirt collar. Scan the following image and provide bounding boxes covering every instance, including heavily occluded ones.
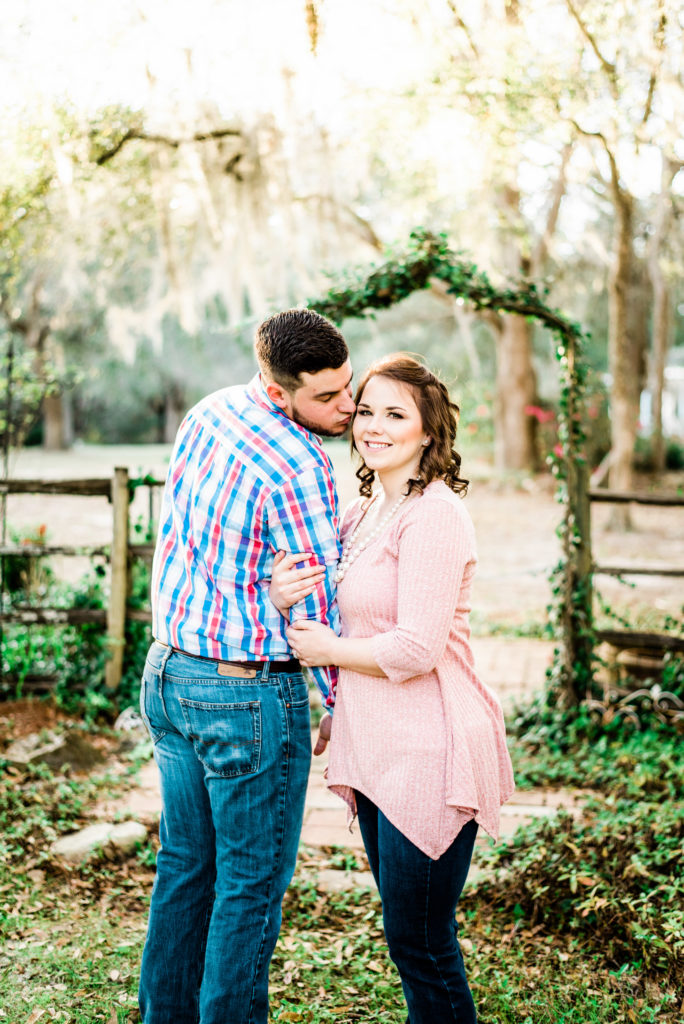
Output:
[246,374,324,447]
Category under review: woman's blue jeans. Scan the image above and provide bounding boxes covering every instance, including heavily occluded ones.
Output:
[355,791,478,1024]
[138,642,311,1024]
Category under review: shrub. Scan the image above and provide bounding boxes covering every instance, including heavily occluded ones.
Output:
[471,798,683,983]
[1,560,150,720]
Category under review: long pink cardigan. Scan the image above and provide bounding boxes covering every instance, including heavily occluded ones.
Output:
[327,480,515,859]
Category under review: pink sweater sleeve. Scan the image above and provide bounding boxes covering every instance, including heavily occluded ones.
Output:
[371,497,473,684]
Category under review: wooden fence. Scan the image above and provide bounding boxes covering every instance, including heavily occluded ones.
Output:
[0,468,162,691]
[577,482,684,657]
[0,467,682,695]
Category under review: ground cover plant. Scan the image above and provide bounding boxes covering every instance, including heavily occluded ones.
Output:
[0,699,682,1024]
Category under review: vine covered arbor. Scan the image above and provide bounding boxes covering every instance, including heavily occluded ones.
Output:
[309,229,592,709]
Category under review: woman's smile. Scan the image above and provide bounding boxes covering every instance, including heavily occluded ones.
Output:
[353,376,428,479]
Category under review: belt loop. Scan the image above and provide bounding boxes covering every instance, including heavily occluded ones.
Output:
[261,661,270,681]
[158,642,173,684]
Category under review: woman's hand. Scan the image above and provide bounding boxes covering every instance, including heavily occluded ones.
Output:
[286,619,338,667]
[270,551,326,618]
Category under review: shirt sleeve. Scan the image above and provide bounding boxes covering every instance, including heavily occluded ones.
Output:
[371,497,475,684]
[265,465,341,710]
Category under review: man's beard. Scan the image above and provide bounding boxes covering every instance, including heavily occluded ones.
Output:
[292,403,351,438]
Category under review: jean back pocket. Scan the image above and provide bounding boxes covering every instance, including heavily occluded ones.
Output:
[179,699,262,777]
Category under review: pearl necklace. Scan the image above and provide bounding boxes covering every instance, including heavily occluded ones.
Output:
[335,493,408,582]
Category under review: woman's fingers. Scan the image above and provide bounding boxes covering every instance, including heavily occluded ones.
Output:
[287,618,314,634]
[276,551,315,569]
[298,564,327,579]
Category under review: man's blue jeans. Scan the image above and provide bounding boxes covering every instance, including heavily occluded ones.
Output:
[355,791,478,1024]
[138,642,311,1024]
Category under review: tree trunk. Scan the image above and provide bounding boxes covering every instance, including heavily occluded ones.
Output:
[648,156,679,472]
[163,390,186,444]
[494,314,538,471]
[607,188,639,529]
[648,262,669,473]
[42,392,71,450]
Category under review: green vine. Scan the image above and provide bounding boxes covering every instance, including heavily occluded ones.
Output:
[308,228,594,707]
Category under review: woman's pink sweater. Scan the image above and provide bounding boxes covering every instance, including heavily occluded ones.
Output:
[327,480,515,859]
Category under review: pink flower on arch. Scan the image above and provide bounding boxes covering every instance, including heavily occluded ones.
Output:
[525,404,556,424]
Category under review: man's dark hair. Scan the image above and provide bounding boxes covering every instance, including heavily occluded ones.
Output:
[255,309,348,391]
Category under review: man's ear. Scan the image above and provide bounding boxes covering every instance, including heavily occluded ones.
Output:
[265,380,291,411]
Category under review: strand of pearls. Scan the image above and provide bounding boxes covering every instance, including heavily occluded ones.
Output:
[335,493,408,582]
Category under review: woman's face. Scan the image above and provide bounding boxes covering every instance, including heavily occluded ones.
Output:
[352,375,429,478]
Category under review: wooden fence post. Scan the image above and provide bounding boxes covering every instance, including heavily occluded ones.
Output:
[105,467,130,691]
[563,458,593,704]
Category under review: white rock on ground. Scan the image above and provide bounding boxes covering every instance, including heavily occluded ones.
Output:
[51,821,148,864]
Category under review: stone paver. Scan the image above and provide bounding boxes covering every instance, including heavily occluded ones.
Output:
[108,638,574,871]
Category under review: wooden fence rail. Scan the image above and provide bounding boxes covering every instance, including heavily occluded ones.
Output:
[0,467,163,691]
[578,484,684,658]
[1,467,682,695]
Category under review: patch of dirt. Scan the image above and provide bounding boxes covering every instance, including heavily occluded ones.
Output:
[0,698,122,766]
[0,697,65,743]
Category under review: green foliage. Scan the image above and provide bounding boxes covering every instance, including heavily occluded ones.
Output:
[634,435,684,472]
[0,761,106,868]
[0,341,67,451]
[2,522,53,597]
[473,798,683,983]
[509,707,683,800]
[1,560,150,720]
[309,228,594,707]
[0,736,682,1021]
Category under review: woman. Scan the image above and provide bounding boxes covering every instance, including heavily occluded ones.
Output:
[271,355,514,1023]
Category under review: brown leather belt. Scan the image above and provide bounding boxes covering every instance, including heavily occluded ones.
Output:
[155,640,300,679]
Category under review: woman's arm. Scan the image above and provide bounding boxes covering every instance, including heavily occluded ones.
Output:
[288,496,474,682]
[287,619,386,676]
[371,497,473,683]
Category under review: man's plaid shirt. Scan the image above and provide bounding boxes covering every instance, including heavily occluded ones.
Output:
[151,375,340,708]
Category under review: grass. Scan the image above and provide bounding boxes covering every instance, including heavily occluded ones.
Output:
[0,715,682,1023]
[1,858,679,1023]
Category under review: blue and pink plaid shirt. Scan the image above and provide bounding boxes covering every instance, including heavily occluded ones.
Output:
[151,375,341,709]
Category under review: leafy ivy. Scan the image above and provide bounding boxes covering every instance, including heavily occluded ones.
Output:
[308,228,592,707]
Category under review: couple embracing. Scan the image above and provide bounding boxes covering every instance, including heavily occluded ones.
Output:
[139,309,514,1024]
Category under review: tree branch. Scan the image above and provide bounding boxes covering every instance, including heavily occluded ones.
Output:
[532,142,573,272]
[445,0,479,58]
[292,194,384,250]
[568,118,622,198]
[94,127,243,166]
[641,5,667,127]
[565,0,618,97]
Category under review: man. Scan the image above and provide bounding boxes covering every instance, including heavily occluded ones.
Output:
[139,309,354,1024]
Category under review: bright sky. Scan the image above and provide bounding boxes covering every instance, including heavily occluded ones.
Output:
[0,0,443,124]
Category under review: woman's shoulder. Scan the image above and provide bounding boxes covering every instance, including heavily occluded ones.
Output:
[397,480,475,543]
[408,479,472,520]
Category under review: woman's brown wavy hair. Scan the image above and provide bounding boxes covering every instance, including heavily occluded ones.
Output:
[352,354,469,499]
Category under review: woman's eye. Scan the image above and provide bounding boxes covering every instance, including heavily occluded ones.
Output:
[357,409,371,416]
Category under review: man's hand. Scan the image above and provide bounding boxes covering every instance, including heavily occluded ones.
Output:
[313,712,332,756]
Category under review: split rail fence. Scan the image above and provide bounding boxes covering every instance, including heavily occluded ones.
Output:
[0,467,682,694]
[0,468,162,692]
[576,477,684,659]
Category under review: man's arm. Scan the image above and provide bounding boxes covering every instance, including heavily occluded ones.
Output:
[265,465,341,710]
